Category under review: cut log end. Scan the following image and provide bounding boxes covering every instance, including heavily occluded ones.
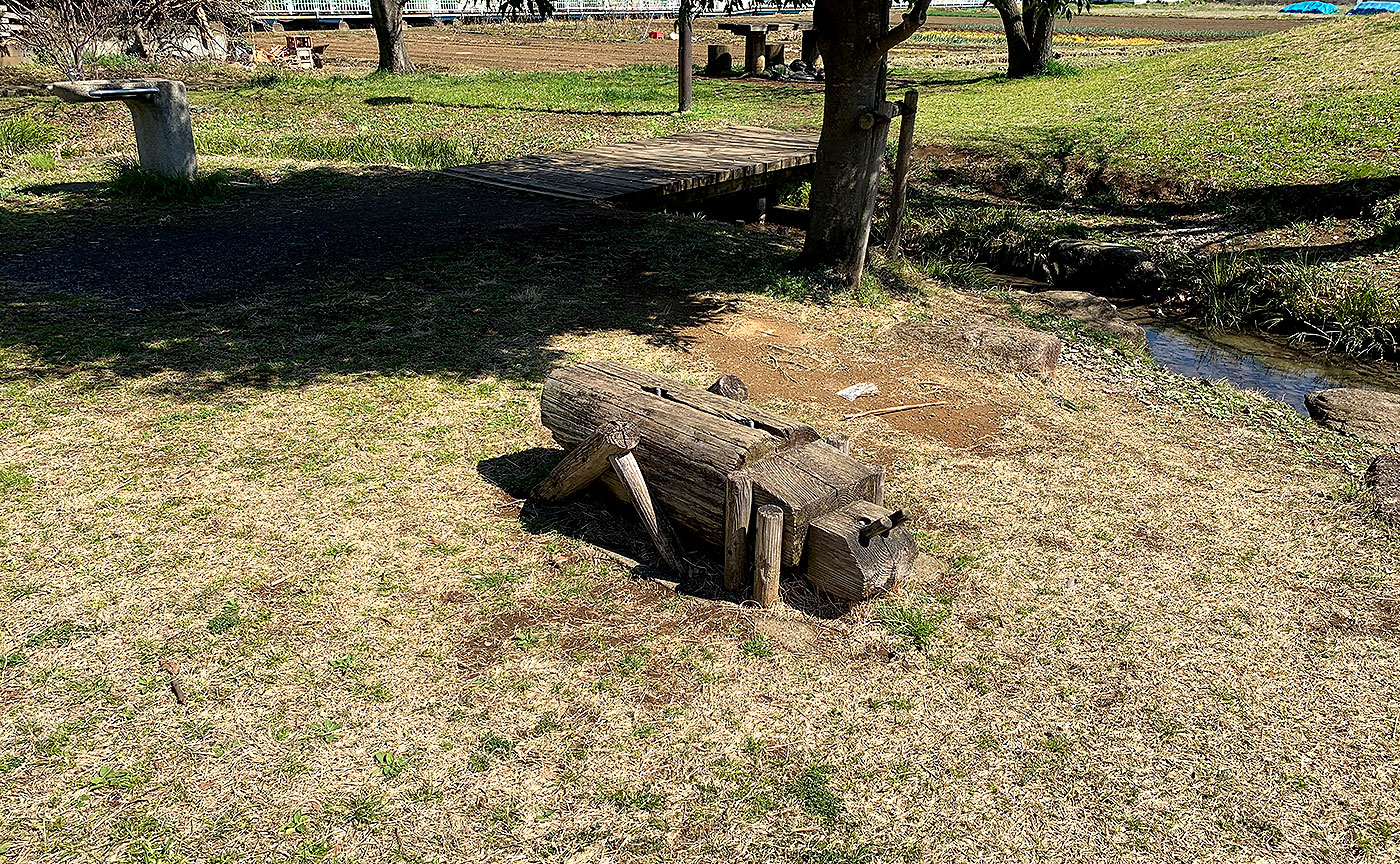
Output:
[805,501,916,601]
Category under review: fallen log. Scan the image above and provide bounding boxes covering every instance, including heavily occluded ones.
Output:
[538,362,917,601]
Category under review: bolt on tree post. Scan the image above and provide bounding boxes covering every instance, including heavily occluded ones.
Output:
[801,0,932,287]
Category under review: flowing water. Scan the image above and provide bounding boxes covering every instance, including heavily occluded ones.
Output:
[1119,307,1400,415]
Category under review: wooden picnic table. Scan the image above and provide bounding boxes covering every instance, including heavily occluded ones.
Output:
[715,21,819,75]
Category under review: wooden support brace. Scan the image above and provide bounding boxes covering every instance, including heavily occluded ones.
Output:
[532,420,640,502]
[610,450,689,577]
[884,89,920,255]
[752,504,784,608]
[723,470,753,592]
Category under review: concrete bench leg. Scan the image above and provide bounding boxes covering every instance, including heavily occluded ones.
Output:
[128,81,198,181]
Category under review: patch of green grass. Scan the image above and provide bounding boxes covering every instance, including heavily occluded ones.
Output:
[374,751,408,779]
[599,785,666,812]
[874,600,950,652]
[784,763,843,821]
[0,465,32,495]
[207,600,241,634]
[908,18,1400,199]
[740,635,776,658]
[0,117,59,156]
[107,164,237,204]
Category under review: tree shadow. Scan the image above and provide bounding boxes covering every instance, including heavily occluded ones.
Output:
[475,448,856,619]
[0,165,800,400]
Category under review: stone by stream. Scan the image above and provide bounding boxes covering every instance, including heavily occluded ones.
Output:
[1365,454,1400,526]
[1305,389,1400,446]
[1012,290,1148,348]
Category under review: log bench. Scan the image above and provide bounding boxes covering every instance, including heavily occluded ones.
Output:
[48,79,197,180]
[532,362,917,606]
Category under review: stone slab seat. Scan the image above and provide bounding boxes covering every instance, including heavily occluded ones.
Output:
[49,79,196,180]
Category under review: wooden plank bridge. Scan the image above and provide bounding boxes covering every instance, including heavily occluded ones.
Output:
[442,126,820,206]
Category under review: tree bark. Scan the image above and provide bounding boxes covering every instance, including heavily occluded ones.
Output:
[799,0,890,286]
[993,0,1057,78]
[369,0,414,74]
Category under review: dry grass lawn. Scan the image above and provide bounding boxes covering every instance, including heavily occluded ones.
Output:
[1,208,1397,863]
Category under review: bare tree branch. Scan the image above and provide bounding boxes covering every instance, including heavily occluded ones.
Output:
[869,0,933,60]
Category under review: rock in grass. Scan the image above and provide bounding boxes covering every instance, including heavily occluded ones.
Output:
[1365,453,1400,526]
[1046,239,1165,299]
[964,325,1062,377]
[1012,290,1148,349]
[1305,388,1400,445]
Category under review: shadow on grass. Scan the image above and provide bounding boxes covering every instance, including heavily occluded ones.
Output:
[477,448,855,618]
[363,94,673,117]
[0,165,801,398]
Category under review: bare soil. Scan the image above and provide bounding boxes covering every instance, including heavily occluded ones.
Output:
[265,12,1307,73]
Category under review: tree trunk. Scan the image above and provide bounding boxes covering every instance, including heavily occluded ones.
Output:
[799,0,894,286]
[369,0,414,74]
[677,0,693,112]
[995,0,1056,78]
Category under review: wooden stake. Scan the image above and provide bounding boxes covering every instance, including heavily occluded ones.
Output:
[884,89,919,256]
[752,504,784,608]
[610,451,688,577]
[872,466,885,507]
[723,470,753,592]
[532,420,639,502]
[160,658,187,705]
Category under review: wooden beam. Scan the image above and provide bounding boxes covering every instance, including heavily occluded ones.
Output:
[532,421,640,502]
[610,451,689,577]
[824,433,851,456]
[752,505,784,608]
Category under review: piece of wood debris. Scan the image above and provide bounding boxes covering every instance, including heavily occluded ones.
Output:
[844,401,947,420]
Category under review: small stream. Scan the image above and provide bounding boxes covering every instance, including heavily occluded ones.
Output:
[1119,307,1400,415]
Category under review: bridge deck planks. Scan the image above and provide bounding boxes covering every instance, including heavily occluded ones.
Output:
[442,126,820,204]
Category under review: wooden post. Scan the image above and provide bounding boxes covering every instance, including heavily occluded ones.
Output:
[824,433,850,456]
[884,89,919,256]
[752,505,783,608]
[764,42,784,69]
[677,0,693,112]
[532,421,639,502]
[800,28,820,66]
[706,44,733,77]
[723,471,753,592]
[610,451,689,577]
[744,31,765,75]
[872,465,885,507]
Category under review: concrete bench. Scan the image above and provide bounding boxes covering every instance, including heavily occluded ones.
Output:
[49,79,197,180]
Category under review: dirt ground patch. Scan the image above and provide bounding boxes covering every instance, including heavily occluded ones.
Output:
[684,311,1011,453]
[263,12,1306,73]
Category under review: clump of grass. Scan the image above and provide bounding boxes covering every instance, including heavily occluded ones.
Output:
[1191,252,1400,358]
[902,204,1088,279]
[1033,59,1082,78]
[107,164,238,204]
[0,117,59,157]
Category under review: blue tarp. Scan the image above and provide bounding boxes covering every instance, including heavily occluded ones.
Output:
[1349,1,1400,13]
[1281,2,1337,12]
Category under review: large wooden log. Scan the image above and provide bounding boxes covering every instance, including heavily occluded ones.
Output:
[806,501,916,600]
[539,362,916,601]
[541,361,818,545]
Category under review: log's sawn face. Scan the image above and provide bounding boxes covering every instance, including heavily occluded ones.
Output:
[539,361,918,600]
